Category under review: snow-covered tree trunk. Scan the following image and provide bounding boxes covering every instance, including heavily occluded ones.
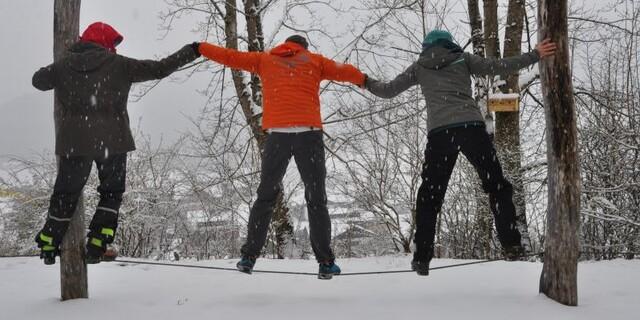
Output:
[467,0,483,57]
[244,0,292,259]
[483,0,532,254]
[483,0,500,60]
[222,0,263,144]
[54,0,87,301]
[223,0,292,259]
[468,0,492,258]
[496,0,532,251]
[538,0,580,306]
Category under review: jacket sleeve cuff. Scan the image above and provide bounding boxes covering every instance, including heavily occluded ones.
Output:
[358,72,367,87]
[198,42,220,60]
[179,44,200,62]
[197,42,207,56]
[531,49,541,62]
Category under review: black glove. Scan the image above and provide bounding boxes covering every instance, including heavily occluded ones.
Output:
[190,42,201,57]
[362,73,370,89]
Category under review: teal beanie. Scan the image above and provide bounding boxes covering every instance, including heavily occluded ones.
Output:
[423,29,454,46]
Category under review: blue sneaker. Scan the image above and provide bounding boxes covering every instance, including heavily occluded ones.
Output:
[236,256,256,274]
[318,261,341,280]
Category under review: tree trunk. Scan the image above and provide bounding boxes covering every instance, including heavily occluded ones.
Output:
[243,0,265,121]
[472,0,498,257]
[496,0,532,251]
[223,0,264,145]
[483,0,500,59]
[467,0,484,57]
[244,0,293,259]
[224,0,293,258]
[54,0,87,301]
[537,0,580,306]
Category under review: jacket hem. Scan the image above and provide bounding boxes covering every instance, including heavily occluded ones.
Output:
[428,121,486,136]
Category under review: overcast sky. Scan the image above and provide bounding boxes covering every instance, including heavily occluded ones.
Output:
[0,0,607,162]
[0,0,208,160]
[0,0,377,162]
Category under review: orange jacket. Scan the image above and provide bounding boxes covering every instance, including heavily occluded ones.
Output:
[199,42,365,129]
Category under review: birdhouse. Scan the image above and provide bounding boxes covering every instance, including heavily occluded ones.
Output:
[488,93,520,112]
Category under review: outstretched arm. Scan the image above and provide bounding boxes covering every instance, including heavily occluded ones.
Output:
[320,57,366,86]
[124,43,200,83]
[466,39,557,77]
[365,64,418,99]
[32,64,56,91]
[199,42,262,74]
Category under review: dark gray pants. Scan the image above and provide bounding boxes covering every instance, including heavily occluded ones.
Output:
[240,131,335,262]
[36,153,126,249]
[413,124,522,262]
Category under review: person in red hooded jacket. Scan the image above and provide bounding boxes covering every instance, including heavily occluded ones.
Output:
[198,35,365,279]
[32,22,200,265]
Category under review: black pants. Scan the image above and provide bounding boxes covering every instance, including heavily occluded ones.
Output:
[413,125,521,262]
[36,153,127,250]
[241,131,334,262]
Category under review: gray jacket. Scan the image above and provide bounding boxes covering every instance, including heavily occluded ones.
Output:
[365,46,540,132]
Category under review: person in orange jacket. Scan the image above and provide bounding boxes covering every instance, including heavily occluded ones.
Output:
[198,35,365,279]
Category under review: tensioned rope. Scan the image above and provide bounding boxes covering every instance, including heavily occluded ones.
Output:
[0,254,39,258]
[0,252,545,276]
[115,259,319,275]
[341,252,543,276]
[117,252,544,276]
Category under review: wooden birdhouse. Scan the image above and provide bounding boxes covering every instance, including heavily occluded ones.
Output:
[488,93,520,112]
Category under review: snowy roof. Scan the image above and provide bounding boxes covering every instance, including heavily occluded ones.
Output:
[488,93,520,100]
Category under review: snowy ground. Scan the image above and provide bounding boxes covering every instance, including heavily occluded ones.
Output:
[1,256,638,320]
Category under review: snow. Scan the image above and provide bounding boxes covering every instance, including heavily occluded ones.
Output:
[0,197,9,232]
[489,93,520,100]
[1,256,638,320]
[519,69,539,89]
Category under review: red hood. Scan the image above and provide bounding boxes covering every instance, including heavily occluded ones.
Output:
[80,22,123,53]
[269,41,306,57]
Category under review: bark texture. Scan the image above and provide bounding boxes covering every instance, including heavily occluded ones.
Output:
[538,0,580,306]
[483,0,500,59]
[54,0,87,301]
[469,0,492,257]
[496,0,531,250]
[224,0,293,258]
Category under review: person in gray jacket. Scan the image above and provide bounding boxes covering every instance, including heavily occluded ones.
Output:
[365,30,556,276]
[32,22,200,265]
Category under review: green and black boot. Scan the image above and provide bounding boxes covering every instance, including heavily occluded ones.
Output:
[86,237,105,264]
[86,227,118,264]
[35,232,59,265]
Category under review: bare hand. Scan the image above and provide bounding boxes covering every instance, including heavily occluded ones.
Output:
[536,39,557,58]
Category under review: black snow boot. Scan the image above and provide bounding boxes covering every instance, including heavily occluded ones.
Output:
[85,236,118,264]
[411,260,430,276]
[35,232,59,265]
[85,245,118,264]
[86,236,104,264]
[40,246,60,265]
[503,245,526,261]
